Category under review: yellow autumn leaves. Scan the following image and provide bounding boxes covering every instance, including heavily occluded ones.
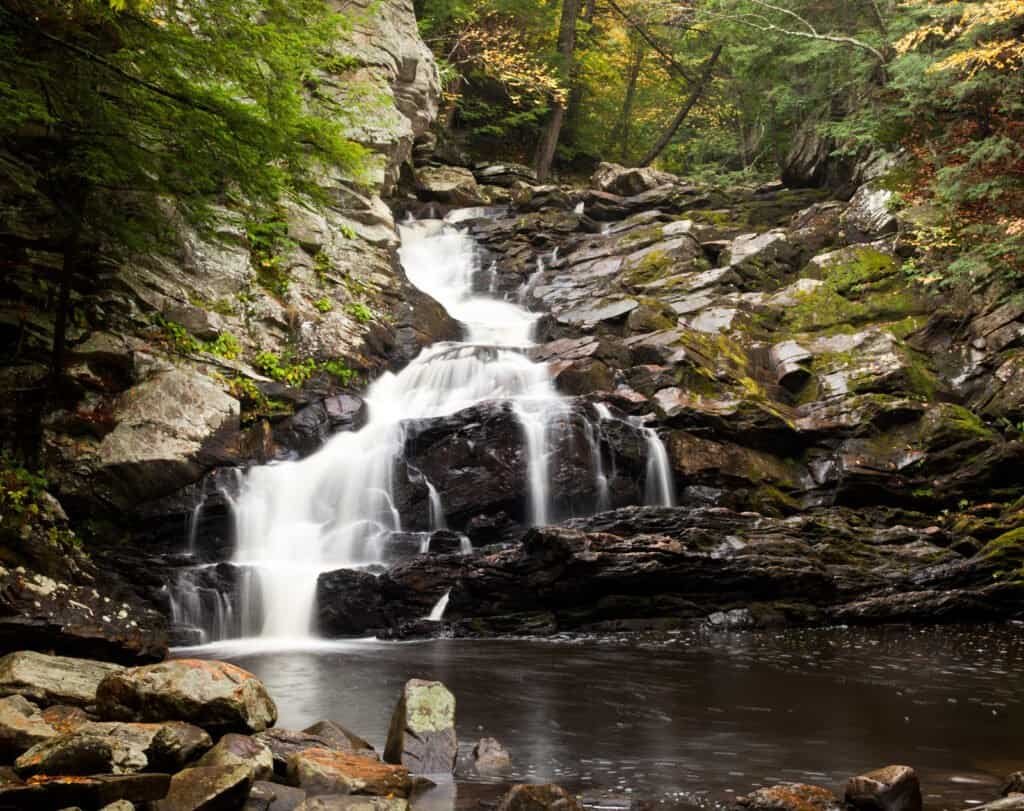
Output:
[896,0,1024,75]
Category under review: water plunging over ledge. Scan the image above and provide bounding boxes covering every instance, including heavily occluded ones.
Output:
[173,210,676,645]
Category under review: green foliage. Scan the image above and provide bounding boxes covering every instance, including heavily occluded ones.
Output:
[346,302,373,323]
[322,359,357,385]
[254,351,318,387]
[0,458,80,549]
[248,217,296,298]
[0,0,370,250]
[314,297,334,313]
[156,317,240,359]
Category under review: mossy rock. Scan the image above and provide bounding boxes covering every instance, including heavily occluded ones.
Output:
[980,528,1024,579]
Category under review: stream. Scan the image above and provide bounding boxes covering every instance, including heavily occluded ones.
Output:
[179,623,1024,809]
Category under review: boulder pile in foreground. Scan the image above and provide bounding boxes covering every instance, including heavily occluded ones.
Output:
[0,649,1019,810]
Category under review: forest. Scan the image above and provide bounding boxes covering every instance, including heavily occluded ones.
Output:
[1,2,1024,810]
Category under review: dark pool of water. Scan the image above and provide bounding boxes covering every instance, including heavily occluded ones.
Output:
[181,624,1024,809]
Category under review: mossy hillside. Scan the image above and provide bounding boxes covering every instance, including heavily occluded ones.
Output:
[781,249,927,334]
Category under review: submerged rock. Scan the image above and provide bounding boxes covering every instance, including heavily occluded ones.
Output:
[96,659,277,735]
[472,737,511,774]
[496,783,584,811]
[845,765,922,811]
[738,783,842,811]
[383,679,457,774]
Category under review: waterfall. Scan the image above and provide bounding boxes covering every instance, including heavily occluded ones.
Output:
[643,428,676,508]
[426,589,451,622]
[218,213,560,641]
[177,209,680,646]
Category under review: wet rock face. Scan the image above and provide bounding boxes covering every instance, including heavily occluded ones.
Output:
[383,679,457,774]
[0,567,168,664]
[96,659,277,735]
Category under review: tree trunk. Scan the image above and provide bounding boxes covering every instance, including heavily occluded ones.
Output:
[534,0,582,181]
[638,44,723,168]
[616,37,645,161]
[563,0,598,145]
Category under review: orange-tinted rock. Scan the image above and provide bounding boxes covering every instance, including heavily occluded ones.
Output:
[738,783,841,811]
[287,748,411,797]
[96,659,277,735]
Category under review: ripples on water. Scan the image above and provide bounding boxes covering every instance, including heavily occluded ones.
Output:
[179,624,1024,809]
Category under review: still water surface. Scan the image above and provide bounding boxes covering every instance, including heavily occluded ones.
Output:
[181,625,1023,809]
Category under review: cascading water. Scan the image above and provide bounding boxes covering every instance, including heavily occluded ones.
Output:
[222,214,561,641]
[178,210,680,645]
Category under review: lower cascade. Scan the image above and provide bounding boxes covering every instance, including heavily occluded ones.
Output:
[175,209,675,644]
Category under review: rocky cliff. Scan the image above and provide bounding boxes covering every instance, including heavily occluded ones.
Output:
[0,0,444,660]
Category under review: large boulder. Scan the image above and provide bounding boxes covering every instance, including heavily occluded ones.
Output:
[413,166,483,206]
[73,369,240,511]
[845,765,922,811]
[154,763,252,811]
[15,720,211,776]
[383,679,457,774]
[0,651,122,708]
[841,183,897,243]
[197,733,274,781]
[96,659,277,735]
[287,748,412,797]
[590,162,677,197]
[496,783,583,811]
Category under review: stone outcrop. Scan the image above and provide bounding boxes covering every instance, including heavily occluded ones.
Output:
[845,765,923,811]
[496,783,584,811]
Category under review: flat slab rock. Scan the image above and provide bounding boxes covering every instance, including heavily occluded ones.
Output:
[96,658,277,735]
[0,650,123,708]
[0,771,170,810]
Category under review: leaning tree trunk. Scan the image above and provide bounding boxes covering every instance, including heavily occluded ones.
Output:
[534,0,582,181]
[563,0,598,146]
[637,44,723,168]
